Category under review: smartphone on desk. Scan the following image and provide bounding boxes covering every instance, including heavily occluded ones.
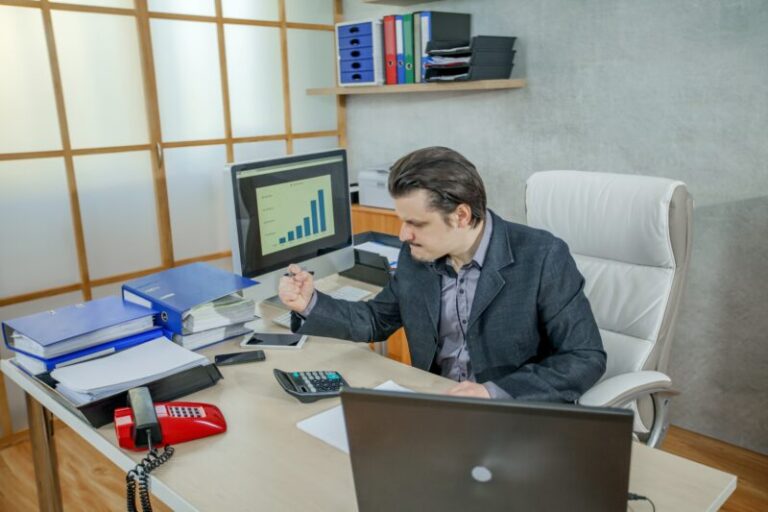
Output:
[214,350,266,366]
[241,333,307,350]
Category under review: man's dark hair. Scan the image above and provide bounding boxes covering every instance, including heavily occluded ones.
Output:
[388,146,486,227]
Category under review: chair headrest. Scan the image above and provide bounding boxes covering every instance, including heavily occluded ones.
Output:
[526,171,687,268]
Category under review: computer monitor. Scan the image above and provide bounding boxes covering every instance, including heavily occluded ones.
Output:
[225,149,354,302]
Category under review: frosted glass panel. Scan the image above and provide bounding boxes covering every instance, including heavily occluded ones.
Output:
[148,0,214,16]
[286,0,334,25]
[287,30,337,133]
[0,6,61,153]
[53,11,149,149]
[164,145,231,260]
[222,0,278,21]
[91,282,124,299]
[0,159,80,297]
[74,151,162,279]
[233,141,286,162]
[60,0,133,8]
[225,25,284,137]
[152,20,224,142]
[293,137,339,155]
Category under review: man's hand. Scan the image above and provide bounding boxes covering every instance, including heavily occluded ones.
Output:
[446,381,491,399]
[278,264,315,312]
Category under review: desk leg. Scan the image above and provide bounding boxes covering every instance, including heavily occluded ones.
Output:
[25,393,63,512]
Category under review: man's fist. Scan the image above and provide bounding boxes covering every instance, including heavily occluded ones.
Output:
[446,381,490,399]
[278,264,315,313]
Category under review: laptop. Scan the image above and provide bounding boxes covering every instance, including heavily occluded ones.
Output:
[341,388,634,512]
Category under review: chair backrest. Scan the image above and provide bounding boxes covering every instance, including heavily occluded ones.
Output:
[525,171,693,381]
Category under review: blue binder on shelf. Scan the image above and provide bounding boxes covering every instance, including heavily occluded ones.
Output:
[12,328,163,374]
[121,262,258,335]
[395,14,405,84]
[2,296,158,360]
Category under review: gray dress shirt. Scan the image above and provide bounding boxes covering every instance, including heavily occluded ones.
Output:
[301,212,509,398]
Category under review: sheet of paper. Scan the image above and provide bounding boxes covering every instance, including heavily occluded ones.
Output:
[296,380,413,454]
[51,337,208,393]
[354,241,400,268]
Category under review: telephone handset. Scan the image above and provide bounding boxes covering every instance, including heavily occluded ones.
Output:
[117,387,227,512]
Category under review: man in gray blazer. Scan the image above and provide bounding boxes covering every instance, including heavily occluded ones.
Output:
[279,147,605,401]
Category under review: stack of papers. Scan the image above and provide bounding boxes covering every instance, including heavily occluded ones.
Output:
[51,337,210,405]
[183,294,255,333]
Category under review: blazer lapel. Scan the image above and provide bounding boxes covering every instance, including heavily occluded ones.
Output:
[468,212,515,329]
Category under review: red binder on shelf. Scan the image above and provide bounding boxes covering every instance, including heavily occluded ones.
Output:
[383,15,397,85]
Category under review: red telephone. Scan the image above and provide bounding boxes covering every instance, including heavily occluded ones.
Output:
[115,398,227,451]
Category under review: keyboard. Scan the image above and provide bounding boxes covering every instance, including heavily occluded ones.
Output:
[271,285,372,328]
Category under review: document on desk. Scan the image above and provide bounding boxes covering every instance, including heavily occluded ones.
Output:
[296,380,412,453]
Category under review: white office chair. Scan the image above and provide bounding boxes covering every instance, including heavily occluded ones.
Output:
[525,171,693,448]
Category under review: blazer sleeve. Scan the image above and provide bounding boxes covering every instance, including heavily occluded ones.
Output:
[291,271,403,343]
[492,238,607,402]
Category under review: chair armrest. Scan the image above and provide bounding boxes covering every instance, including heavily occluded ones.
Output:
[579,371,676,408]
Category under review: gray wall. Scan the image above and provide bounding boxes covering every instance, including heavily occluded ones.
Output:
[343,0,768,453]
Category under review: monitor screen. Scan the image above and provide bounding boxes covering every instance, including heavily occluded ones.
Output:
[226,149,354,299]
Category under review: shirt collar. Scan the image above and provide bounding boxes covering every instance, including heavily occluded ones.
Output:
[430,212,493,275]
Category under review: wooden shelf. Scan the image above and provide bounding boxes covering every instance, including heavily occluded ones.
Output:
[363,0,439,5]
[308,78,526,96]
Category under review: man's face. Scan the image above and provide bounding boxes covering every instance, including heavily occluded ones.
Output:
[394,189,461,262]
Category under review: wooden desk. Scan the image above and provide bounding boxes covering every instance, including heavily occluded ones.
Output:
[2,335,736,511]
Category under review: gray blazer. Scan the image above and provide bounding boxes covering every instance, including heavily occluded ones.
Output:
[294,210,606,402]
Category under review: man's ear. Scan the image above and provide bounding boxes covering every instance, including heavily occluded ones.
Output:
[455,204,472,228]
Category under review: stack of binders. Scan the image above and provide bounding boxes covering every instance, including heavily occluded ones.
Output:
[2,296,162,375]
[424,36,517,82]
[383,11,471,85]
[121,262,259,351]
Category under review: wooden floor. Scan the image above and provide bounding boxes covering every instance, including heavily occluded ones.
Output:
[0,424,765,511]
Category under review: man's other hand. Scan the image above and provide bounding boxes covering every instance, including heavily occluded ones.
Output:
[278,264,315,312]
[446,381,491,399]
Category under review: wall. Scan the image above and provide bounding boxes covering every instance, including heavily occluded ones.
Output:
[343,0,768,453]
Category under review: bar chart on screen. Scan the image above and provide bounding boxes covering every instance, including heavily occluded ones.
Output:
[256,175,336,255]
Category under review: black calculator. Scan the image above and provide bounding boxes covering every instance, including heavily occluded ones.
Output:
[273,369,349,403]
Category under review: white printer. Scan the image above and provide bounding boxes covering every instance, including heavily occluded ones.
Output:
[358,168,395,210]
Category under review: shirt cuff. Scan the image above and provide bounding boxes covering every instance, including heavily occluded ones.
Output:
[296,291,318,320]
[483,381,512,399]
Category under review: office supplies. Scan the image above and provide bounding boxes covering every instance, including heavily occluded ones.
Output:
[2,295,156,360]
[342,388,634,512]
[296,380,411,452]
[240,332,306,349]
[115,388,227,450]
[12,327,163,375]
[425,36,517,82]
[51,337,211,405]
[172,323,252,351]
[225,149,355,305]
[273,369,349,403]
[403,13,415,83]
[335,20,383,86]
[339,231,401,286]
[122,262,257,335]
[395,15,405,83]
[382,15,397,84]
[214,350,265,366]
[270,285,372,328]
[413,12,422,82]
[418,11,472,81]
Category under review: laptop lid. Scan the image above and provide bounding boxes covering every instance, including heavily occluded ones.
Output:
[341,388,633,512]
